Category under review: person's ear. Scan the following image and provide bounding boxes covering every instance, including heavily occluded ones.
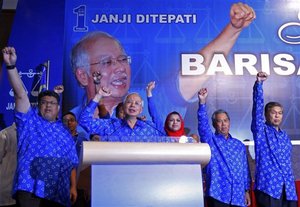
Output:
[75,68,89,87]
[55,105,61,119]
[138,106,143,115]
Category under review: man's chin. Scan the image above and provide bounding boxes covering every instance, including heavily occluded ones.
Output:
[43,115,56,122]
[111,91,129,98]
[127,113,139,117]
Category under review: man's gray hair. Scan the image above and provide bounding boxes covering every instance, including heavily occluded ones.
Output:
[70,31,124,75]
[123,92,144,107]
[211,109,230,126]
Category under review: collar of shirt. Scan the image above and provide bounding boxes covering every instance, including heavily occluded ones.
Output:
[265,121,282,133]
[214,132,233,141]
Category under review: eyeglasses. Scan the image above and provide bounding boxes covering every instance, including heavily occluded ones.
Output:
[90,55,131,68]
[124,100,143,107]
[40,100,58,106]
[63,118,76,123]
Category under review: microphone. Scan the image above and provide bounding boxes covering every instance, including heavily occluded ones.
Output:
[93,72,102,84]
[107,119,126,136]
[107,118,166,141]
[138,119,166,136]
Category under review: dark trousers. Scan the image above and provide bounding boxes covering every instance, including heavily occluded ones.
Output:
[255,188,297,207]
[15,191,65,207]
[72,189,90,207]
[206,196,241,207]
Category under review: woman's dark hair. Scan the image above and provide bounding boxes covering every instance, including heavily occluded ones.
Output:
[116,102,124,118]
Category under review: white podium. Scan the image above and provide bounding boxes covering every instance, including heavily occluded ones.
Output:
[80,141,211,207]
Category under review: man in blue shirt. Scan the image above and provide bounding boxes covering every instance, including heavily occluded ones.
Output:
[2,47,78,207]
[198,88,251,207]
[252,72,297,207]
[62,111,90,207]
[63,112,89,158]
[79,87,168,141]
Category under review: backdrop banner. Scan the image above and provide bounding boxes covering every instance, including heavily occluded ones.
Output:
[0,0,65,128]
[1,0,299,141]
[63,0,300,140]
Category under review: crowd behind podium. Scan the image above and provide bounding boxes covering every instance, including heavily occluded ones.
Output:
[1,2,299,207]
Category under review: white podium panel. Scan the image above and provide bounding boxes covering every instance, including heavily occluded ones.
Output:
[92,164,204,207]
[80,141,211,207]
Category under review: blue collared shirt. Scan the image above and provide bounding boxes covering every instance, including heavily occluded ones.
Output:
[14,107,78,206]
[147,96,165,133]
[73,131,89,158]
[251,82,297,201]
[198,104,250,206]
[79,100,167,141]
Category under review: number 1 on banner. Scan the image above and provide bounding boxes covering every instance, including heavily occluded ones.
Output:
[73,5,88,32]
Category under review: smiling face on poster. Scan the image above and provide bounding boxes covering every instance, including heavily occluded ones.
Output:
[0,3,300,204]
[62,0,300,140]
[71,32,131,113]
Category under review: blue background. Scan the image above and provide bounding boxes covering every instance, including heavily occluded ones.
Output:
[1,0,300,141]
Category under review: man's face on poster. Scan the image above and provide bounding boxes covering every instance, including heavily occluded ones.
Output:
[78,37,131,101]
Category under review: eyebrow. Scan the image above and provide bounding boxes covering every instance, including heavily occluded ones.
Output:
[40,99,57,102]
[98,54,126,59]
[271,110,283,113]
[126,98,142,101]
[216,118,229,121]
